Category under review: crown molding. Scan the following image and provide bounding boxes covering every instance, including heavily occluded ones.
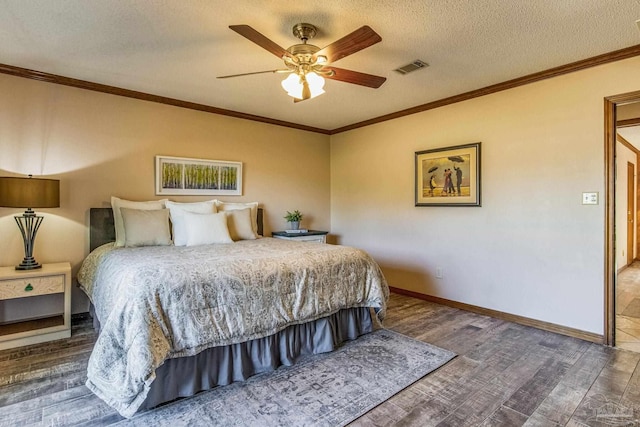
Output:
[1,43,639,136]
[617,118,640,128]
[330,44,640,134]
[0,63,330,135]
[617,133,640,154]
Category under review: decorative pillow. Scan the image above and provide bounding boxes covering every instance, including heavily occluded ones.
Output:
[120,208,172,247]
[111,196,167,247]
[183,211,233,246]
[165,200,217,246]
[215,201,259,236]
[225,208,257,241]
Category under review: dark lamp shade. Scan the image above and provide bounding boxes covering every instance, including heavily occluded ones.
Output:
[0,177,60,209]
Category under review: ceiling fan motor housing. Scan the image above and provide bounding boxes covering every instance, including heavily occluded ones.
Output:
[286,43,321,67]
[285,23,324,73]
[292,23,317,42]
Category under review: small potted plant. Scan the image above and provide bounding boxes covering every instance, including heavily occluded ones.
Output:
[284,210,303,230]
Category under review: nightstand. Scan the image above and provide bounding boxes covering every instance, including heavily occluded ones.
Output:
[0,262,72,349]
[272,230,329,243]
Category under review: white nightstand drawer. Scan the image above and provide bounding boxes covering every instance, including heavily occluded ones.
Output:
[272,230,328,243]
[0,274,65,300]
[290,235,327,243]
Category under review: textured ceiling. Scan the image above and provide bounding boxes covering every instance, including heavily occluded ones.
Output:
[1,0,639,131]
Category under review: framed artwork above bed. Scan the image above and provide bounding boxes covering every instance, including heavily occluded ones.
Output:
[155,155,242,196]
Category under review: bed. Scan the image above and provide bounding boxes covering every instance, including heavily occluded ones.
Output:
[78,206,389,418]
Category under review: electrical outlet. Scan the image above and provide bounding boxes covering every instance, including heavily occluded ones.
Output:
[435,267,443,279]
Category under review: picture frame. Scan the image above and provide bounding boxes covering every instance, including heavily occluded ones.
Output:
[415,142,481,207]
[155,155,242,196]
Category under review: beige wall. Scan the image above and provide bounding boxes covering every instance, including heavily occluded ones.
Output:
[331,56,640,335]
[615,141,637,268]
[3,56,640,334]
[0,74,331,316]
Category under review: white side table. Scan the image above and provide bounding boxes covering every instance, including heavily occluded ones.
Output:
[0,262,72,349]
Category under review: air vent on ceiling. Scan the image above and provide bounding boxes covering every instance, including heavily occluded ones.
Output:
[394,60,429,75]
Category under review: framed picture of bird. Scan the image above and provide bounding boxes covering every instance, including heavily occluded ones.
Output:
[415,142,481,207]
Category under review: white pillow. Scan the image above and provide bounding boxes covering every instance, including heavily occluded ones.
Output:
[111,196,167,247]
[166,200,217,246]
[120,208,172,247]
[215,201,259,236]
[226,208,257,241]
[183,211,233,246]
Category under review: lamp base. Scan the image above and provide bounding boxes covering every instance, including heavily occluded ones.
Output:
[13,213,45,270]
[16,257,42,270]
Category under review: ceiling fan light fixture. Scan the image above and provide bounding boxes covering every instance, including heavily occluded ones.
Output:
[281,73,304,99]
[281,72,325,100]
[305,71,325,97]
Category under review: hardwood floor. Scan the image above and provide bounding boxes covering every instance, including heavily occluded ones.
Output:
[617,262,640,352]
[354,294,640,426]
[0,293,638,426]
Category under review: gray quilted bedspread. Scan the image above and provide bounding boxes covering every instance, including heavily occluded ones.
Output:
[77,238,389,418]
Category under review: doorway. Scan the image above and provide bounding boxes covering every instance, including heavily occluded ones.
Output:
[627,161,635,268]
[616,132,640,351]
[605,92,640,349]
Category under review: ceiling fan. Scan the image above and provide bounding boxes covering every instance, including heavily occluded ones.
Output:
[218,23,386,102]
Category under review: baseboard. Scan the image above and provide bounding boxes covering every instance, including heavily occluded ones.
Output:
[389,287,603,344]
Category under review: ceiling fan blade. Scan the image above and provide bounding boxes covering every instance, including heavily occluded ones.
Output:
[217,69,291,79]
[323,66,386,88]
[316,26,382,63]
[229,25,288,58]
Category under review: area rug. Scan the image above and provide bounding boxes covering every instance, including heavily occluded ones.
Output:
[622,298,640,318]
[117,329,456,427]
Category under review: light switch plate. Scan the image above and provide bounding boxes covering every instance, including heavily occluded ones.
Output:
[582,192,598,205]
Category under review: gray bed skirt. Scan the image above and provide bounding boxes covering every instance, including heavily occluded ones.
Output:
[90,306,373,412]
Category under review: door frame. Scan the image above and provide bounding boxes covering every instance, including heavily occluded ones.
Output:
[627,162,635,267]
[604,90,640,346]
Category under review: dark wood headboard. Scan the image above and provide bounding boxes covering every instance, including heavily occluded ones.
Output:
[89,207,264,252]
[90,208,117,251]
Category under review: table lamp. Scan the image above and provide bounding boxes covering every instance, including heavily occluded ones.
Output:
[0,175,60,270]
